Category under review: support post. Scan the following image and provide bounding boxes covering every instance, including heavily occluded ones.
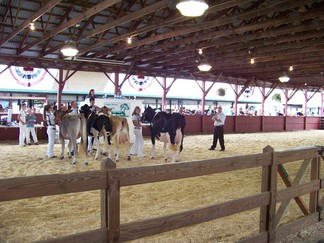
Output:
[57,69,64,108]
[269,148,278,242]
[201,80,206,133]
[260,146,273,234]
[309,157,320,214]
[101,158,119,242]
[162,76,167,111]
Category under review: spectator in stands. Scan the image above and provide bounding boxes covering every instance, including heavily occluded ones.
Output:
[26,108,39,145]
[276,110,284,116]
[114,89,126,99]
[296,110,303,116]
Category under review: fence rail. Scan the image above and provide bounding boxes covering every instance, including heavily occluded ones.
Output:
[0,146,323,242]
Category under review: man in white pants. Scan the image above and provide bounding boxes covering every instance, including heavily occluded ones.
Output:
[17,103,27,147]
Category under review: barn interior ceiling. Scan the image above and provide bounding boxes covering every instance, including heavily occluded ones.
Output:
[0,0,324,92]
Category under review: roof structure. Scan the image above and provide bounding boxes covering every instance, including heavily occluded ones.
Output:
[0,0,324,92]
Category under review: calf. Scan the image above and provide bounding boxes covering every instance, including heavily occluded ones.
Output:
[143,106,186,162]
[79,104,112,160]
[54,110,88,165]
[100,106,131,161]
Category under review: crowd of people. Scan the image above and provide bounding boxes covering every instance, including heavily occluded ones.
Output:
[27,89,147,159]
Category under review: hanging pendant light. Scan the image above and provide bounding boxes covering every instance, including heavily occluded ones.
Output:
[198,62,211,72]
[60,40,79,57]
[278,73,290,82]
[176,0,209,17]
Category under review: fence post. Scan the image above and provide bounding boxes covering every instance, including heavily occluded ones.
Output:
[318,146,324,220]
[260,146,273,239]
[309,156,320,215]
[101,158,120,242]
[268,149,279,243]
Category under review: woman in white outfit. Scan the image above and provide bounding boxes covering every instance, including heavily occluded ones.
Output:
[130,106,145,157]
[44,104,57,158]
[17,103,27,147]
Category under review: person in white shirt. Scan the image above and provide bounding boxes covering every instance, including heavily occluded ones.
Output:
[44,104,57,158]
[17,103,27,147]
[130,106,145,157]
[69,101,78,115]
[209,106,226,151]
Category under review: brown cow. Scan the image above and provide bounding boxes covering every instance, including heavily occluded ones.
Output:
[100,106,131,161]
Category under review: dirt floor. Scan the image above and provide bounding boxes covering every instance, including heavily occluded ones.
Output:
[0,130,323,242]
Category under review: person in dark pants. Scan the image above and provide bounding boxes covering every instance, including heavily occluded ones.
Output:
[209,106,226,151]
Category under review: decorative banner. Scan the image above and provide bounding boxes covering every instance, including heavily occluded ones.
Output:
[103,101,130,117]
[9,66,46,87]
[128,74,154,91]
[241,86,255,98]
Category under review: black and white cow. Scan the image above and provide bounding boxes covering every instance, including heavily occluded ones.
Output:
[143,106,186,162]
[79,104,112,160]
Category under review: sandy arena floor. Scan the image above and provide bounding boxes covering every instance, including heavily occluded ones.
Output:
[0,130,324,242]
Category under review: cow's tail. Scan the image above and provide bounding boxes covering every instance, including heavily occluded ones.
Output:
[123,118,131,160]
[118,118,130,143]
[123,119,130,136]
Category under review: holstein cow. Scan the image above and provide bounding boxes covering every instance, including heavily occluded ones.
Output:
[143,106,186,162]
[100,106,131,161]
[54,109,88,165]
[79,104,112,160]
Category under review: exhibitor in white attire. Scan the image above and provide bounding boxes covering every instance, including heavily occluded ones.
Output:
[17,103,27,147]
[45,104,57,158]
[130,106,145,157]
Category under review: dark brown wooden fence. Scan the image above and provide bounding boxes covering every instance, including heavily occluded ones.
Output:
[0,146,323,242]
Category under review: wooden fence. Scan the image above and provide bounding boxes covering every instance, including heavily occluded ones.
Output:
[1,146,323,242]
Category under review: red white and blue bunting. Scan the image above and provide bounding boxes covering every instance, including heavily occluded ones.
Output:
[128,74,153,91]
[241,85,255,98]
[9,66,46,87]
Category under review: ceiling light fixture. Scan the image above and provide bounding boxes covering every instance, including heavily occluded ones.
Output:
[198,48,203,55]
[127,37,132,44]
[278,73,290,82]
[198,62,211,72]
[176,0,209,17]
[29,23,35,31]
[250,58,255,64]
[289,65,294,71]
[60,40,79,57]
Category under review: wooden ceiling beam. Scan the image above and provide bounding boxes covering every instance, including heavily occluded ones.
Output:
[0,0,63,47]
[76,0,248,57]
[102,0,323,58]
[114,7,324,61]
[23,0,123,55]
